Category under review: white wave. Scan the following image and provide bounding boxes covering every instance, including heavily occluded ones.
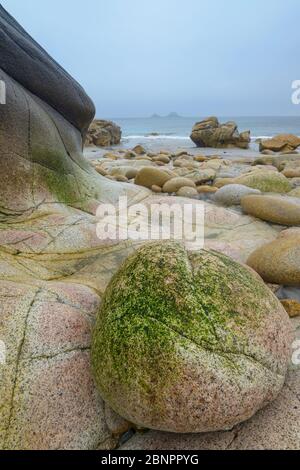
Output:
[250,136,272,140]
[124,135,190,140]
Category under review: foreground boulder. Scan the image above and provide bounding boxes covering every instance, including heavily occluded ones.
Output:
[247,234,300,286]
[85,120,122,147]
[259,134,300,153]
[92,242,290,434]
[190,117,250,149]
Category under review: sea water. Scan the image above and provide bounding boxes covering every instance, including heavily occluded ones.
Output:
[109,115,300,146]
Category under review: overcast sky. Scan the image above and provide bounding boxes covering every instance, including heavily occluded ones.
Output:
[2,0,300,117]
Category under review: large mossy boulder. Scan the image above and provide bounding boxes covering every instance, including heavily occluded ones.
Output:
[92,242,291,433]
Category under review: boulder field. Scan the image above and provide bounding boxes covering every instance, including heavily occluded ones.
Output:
[0,5,298,450]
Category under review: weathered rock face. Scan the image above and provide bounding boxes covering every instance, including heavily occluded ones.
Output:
[259,134,300,153]
[190,117,250,149]
[85,120,122,147]
[92,242,291,434]
[0,5,144,450]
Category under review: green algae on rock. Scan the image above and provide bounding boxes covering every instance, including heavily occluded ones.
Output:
[236,171,292,193]
[91,242,291,434]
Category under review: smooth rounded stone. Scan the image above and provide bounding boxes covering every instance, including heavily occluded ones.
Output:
[162,177,196,193]
[174,150,191,157]
[247,234,300,286]
[197,185,218,194]
[281,160,300,170]
[176,187,198,198]
[132,145,146,155]
[125,168,139,180]
[241,194,300,226]
[254,155,276,165]
[92,242,291,434]
[135,167,173,189]
[176,154,194,162]
[176,161,199,170]
[282,168,300,178]
[153,155,170,164]
[236,171,292,193]
[214,184,261,206]
[194,155,207,162]
[279,227,300,239]
[252,164,278,173]
[277,156,300,171]
[151,185,162,193]
[215,177,236,188]
[280,300,300,318]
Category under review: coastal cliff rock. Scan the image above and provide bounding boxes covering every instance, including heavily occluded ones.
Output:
[190,116,250,149]
[0,4,142,450]
[85,120,122,147]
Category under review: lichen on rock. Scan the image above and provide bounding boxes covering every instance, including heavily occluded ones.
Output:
[92,241,291,433]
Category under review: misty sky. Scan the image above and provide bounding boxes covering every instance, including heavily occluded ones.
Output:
[2,0,300,117]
